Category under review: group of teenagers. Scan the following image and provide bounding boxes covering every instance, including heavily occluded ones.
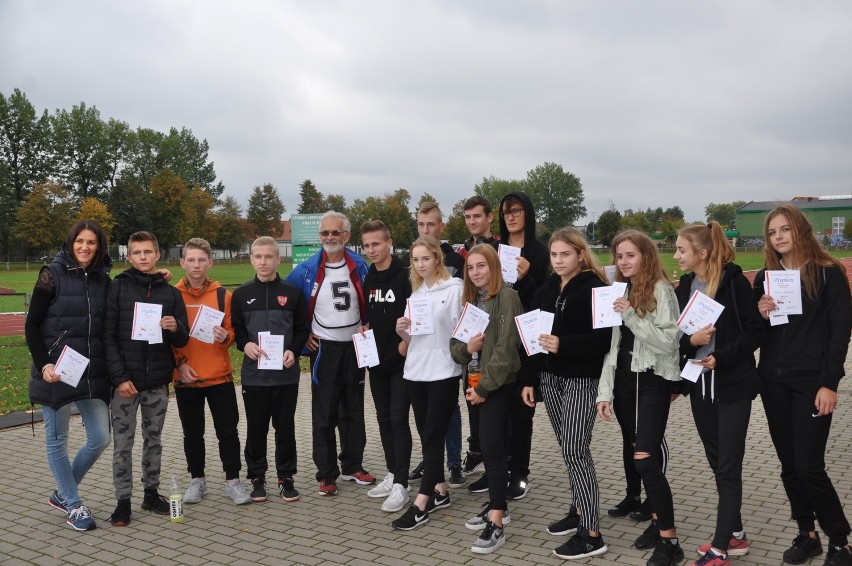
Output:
[25,191,851,565]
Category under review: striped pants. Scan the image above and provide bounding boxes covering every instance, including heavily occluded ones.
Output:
[541,372,601,531]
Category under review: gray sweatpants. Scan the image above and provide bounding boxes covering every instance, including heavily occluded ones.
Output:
[111,385,169,500]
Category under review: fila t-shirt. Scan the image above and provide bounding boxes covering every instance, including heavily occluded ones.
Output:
[312,260,360,341]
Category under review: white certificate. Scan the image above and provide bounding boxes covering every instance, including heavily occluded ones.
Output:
[189,305,225,344]
[352,329,380,368]
[257,333,285,370]
[679,360,704,383]
[498,244,522,284]
[131,302,163,344]
[53,345,89,388]
[406,298,434,335]
[451,302,490,343]
[603,265,617,284]
[766,270,803,316]
[514,309,556,356]
[763,281,788,326]
[676,290,724,335]
[592,282,628,329]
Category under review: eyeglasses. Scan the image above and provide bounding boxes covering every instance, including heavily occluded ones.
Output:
[502,207,524,219]
[320,230,346,238]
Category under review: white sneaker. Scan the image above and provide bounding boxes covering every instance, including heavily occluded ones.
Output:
[368,473,394,499]
[184,478,207,504]
[381,483,410,512]
[225,480,252,505]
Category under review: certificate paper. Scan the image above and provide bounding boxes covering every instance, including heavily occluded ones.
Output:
[131,302,163,344]
[498,244,522,284]
[407,298,434,335]
[514,309,556,356]
[352,329,380,368]
[763,281,788,326]
[189,305,225,344]
[679,360,704,383]
[676,291,724,335]
[451,303,490,343]
[592,282,628,329]
[765,270,802,316]
[257,333,284,370]
[53,345,89,388]
[603,265,617,284]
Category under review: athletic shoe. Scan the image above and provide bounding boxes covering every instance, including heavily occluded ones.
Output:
[607,495,641,517]
[183,477,207,504]
[635,519,660,550]
[392,504,429,531]
[66,504,96,531]
[448,465,465,488]
[224,480,252,505]
[825,545,852,566]
[141,491,169,515]
[368,473,395,498]
[507,474,531,500]
[698,536,749,556]
[468,474,489,493]
[690,549,730,566]
[48,491,68,514]
[783,532,823,564]
[465,502,512,530]
[109,498,131,527]
[250,477,267,502]
[547,506,580,536]
[408,461,424,482]
[340,470,376,485]
[278,477,300,502]
[318,478,338,496]
[425,490,451,512]
[462,451,484,474]
[630,498,653,521]
[553,528,608,560]
[647,538,685,566]
[471,521,505,555]
[381,483,409,513]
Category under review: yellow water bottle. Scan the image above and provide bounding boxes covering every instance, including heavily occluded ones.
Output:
[169,475,184,523]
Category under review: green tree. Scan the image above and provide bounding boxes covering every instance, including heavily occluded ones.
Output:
[621,209,653,233]
[596,207,622,247]
[705,201,746,228]
[124,127,165,192]
[443,198,469,244]
[108,178,152,244]
[102,118,133,192]
[416,192,441,213]
[77,197,116,237]
[213,195,248,256]
[524,162,586,232]
[348,189,416,248]
[324,193,347,214]
[149,170,189,251]
[14,181,74,253]
[52,101,110,200]
[297,179,325,213]
[663,206,685,221]
[475,176,525,212]
[247,183,285,238]
[0,88,54,201]
[182,184,219,244]
[659,217,685,247]
[158,127,222,197]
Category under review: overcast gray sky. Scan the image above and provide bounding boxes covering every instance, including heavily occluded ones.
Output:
[2,0,851,223]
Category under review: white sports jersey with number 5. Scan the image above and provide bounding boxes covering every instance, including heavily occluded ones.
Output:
[313,261,360,341]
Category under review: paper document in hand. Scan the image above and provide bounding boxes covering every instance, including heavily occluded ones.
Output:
[765,270,802,315]
[189,304,226,344]
[451,302,490,343]
[406,298,434,335]
[514,309,555,356]
[498,244,522,284]
[131,302,163,344]
[53,345,90,388]
[679,360,704,383]
[352,329,381,368]
[676,290,724,335]
[603,265,617,284]
[592,282,627,329]
[258,333,285,370]
[762,281,789,325]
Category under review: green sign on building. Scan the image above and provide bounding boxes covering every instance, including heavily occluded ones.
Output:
[290,213,325,265]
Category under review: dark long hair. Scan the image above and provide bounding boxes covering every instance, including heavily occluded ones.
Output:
[65,220,108,270]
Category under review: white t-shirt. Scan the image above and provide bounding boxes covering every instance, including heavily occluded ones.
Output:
[312,260,361,341]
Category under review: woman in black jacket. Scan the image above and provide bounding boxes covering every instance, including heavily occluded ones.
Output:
[25,221,113,532]
[520,227,612,560]
[753,205,852,566]
[674,221,764,566]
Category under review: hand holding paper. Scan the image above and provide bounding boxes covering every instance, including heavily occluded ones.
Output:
[352,329,380,368]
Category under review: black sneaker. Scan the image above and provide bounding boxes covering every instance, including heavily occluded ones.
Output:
[408,461,424,483]
[507,474,530,500]
[630,498,653,521]
[553,528,608,560]
[448,465,465,488]
[278,477,300,502]
[250,477,267,502]
[646,537,684,566]
[462,450,484,474]
[782,531,823,564]
[425,490,451,512]
[607,495,641,517]
[108,498,131,527]
[468,474,489,493]
[141,490,169,515]
[635,520,660,550]
[825,545,852,566]
[392,504,429,531]
[547,506,580,536]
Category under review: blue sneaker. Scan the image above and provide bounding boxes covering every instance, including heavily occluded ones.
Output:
[66,504,96,531]
[48,491,68,514]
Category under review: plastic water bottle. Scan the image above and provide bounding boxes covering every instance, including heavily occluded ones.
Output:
[467,352,482,390]
[169,475,184,523]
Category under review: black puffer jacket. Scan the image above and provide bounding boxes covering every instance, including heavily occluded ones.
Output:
[104,268,189,391]
[498,191,550,310]
[26,246,112,409]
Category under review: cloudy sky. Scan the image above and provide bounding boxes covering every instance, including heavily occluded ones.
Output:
[2,0,851,223]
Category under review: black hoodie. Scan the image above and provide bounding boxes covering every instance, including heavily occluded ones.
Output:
[498,191,550,310]
[363,255,411,375]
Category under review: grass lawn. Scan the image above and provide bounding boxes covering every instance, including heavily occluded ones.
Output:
[0,335,32,415]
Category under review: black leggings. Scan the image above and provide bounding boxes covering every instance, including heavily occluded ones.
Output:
[408,376,460,498]
[479,383,513,511]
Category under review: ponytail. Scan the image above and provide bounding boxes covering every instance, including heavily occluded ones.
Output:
[678,221,735,298]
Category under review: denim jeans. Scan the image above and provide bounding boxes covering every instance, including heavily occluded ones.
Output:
[43,399,111,509]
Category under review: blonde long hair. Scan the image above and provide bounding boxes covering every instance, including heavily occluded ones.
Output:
[677,221,735,298]
[462,244,503,304]
[408,236,450,289]
[611,229,668,317]
[548,227,608,284]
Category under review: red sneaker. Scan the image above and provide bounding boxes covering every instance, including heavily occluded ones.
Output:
[698,536,749,557]
[318,479,338,496]
[340,470,376,485]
